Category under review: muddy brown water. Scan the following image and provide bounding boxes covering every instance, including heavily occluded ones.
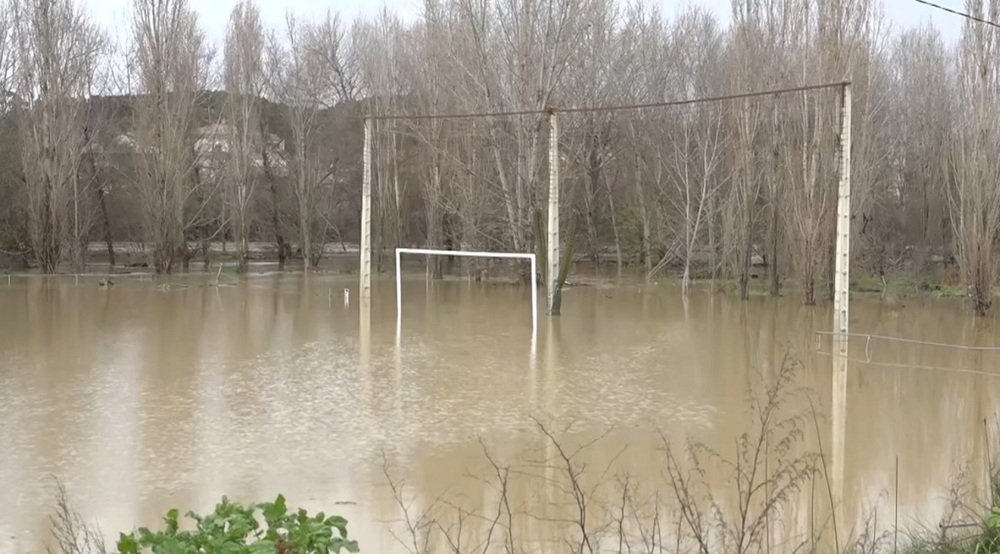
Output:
[1,272,998,552]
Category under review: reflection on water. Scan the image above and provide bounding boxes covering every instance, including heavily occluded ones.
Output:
[0,274,998,552]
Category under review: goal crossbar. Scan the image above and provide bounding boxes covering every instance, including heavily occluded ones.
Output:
[395,248,538,336]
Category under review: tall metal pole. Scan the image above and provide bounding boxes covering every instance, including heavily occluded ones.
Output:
[831,81,852,542]
[73,174,79,271]
[547,109,561,315]
[360,117,373,301]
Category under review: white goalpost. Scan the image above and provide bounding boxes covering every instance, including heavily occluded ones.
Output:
[394,248,539,337]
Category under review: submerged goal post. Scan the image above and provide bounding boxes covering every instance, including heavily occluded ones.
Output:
[394,248,538,337]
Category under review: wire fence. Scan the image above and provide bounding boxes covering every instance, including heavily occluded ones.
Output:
[814,330,1000,352]
[813,349,1000,379]
[814,329,1000,379]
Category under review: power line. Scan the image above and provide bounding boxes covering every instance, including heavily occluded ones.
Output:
[912,0,1000,30]
[558,81,848,115]
[368,81,849,121]
[372,107,547,122]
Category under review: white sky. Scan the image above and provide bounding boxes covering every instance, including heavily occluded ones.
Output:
[82,0,965,47]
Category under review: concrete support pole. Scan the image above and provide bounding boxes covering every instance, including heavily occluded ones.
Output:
[547,109,561,315]
[831,82,852,541]
[360,117,373,301]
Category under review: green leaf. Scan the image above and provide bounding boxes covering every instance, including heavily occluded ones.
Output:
[327,515,350,537]
[164,509,180,534]
[261,494,288,523]
[116,533,138,554]
[336,538,360,553]
[138,527,156,544]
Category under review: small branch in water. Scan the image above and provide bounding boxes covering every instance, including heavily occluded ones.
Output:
[809,398,840,553]
[46,476,106,554]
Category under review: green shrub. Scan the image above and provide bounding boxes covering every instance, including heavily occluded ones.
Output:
[116,494,359,554]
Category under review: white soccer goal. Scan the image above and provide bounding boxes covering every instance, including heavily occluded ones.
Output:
[394,248,538,336]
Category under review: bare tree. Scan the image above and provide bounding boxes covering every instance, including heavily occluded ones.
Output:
[223,0,265,273]
[625,5,670,275]
[0,5,14,128]
[730,0,792,297]
[661,9,728,293]
[391,1,453,278]
[780,0,846,305]
[0,3,25,264]
[355,10,404,272]
[12,0,104,273]
[129,0,208,273]
[669,107,728,295]
[949,0,1000,316]
[258,26,289,268]
[725,2,770,300]
[559,0,624,268]
[464,0,585,256]
[888,26,952,276]
[271,12,354,270]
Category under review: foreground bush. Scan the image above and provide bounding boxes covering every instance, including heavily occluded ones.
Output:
[116,494,359,554]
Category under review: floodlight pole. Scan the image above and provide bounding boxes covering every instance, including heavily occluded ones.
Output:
[831,81,852,541]
[547,108,561,315]
[360,116,373,301]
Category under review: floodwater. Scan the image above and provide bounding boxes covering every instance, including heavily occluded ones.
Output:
[0,271,998,552]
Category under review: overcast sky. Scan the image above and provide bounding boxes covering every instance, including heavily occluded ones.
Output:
[82,0,966,46]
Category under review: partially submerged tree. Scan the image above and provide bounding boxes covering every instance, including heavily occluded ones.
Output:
[888,26,952,275]
[666,9,728,295]
[949,0,1000,316]
[12,0,104,272]
[129,0,208,273]
[0,3,23,263]
[223,0,265,273]
[270,11,355,270]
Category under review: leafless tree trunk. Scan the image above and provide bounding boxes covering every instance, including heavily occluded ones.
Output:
[257,111,287,268]
[80,121,116,268]
[766,106,782,296]
[726,97,763,300]
[670,108,727,295]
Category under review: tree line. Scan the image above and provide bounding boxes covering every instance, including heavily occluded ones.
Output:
[1,0,999,313]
